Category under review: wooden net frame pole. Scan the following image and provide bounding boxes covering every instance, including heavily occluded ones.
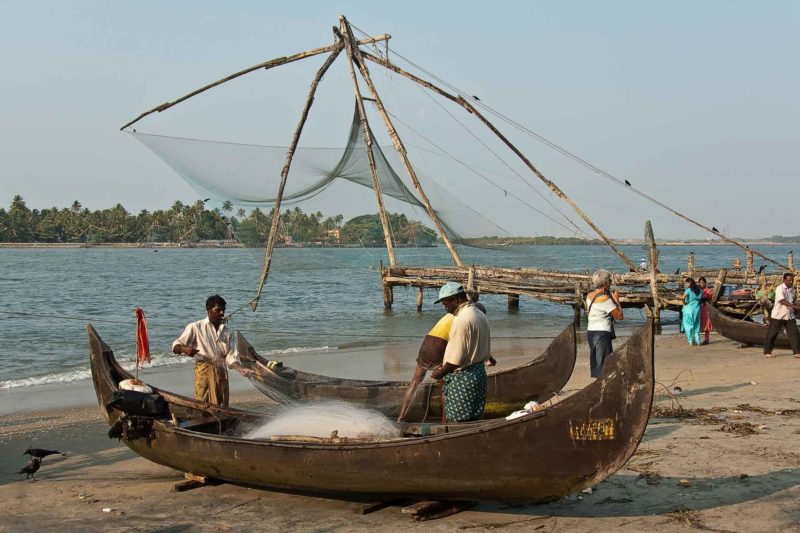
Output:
[339,27,397,268]
[341,16,464,267]
[360,50,634,271]
[252,43,344,310]
[645,221,661,332]
[121,34,391,131]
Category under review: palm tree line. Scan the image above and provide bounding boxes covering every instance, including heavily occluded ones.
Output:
[0,195,437,247]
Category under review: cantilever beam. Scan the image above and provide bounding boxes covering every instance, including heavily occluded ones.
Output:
[120,34,390,131]
[360,51,635,271]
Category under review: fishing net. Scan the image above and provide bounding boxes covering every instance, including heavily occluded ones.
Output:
[132,105,510,245]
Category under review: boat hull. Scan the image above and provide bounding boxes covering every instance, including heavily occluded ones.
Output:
[708,305,796,348]
[88,320,653,501]
[239,324,577,421]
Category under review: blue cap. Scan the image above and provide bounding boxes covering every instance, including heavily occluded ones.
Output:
[434,281,465,304]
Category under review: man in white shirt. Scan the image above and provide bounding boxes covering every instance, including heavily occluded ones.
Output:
[764,273,800,357]
[172,294,254,406]
[430,282,493,422]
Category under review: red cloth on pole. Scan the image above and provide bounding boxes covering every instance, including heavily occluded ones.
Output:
[135,308,151,367]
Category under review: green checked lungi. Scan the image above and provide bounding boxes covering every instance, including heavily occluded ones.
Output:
[443,362,487,422]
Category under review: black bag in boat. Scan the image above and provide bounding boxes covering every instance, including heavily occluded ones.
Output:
[107,389,165,416]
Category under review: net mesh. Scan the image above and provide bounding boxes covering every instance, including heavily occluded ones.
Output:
[132,104,511,244]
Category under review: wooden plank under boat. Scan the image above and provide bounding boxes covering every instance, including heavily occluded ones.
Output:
[88,320,654,502]
[708,305,795,348]
[236,324,577,421]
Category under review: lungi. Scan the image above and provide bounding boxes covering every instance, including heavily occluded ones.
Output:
[443,362,487,422]
[194,361,230,406]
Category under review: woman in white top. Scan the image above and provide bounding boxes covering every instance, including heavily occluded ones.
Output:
[586,269,624,378]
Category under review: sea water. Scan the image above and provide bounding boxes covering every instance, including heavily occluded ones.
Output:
[1,244,793,389]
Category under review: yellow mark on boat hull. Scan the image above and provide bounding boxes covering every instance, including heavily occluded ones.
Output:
[569,419,616,441]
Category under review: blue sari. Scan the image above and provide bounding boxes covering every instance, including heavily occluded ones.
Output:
[682,287,703,345]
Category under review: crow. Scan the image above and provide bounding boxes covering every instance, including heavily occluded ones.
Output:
[16,457,41,481]
[712,226,719,233]
[472,95,480,101]
[673,268,681,275]
[757,265,767,274]
[23,448,65,459]
[624,179,631,186]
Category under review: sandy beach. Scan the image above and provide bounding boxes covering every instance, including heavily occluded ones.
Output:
[2,332,800,532]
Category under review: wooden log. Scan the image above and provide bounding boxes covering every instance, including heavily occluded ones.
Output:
[340,16,464,267]
[508,293,520,310]
[416,287,423,312]
[120,33,390,130]
[573,282,582,329]
[789,252,794,272]
[645,221,661,331]
[746,249,754,274]
[687,253,695,277]
[383,282,394,310]
[253,44,343,309]
[711,269,727,305]
[467,265,475,297]
[340,26,396,267]
[733,257,741,271]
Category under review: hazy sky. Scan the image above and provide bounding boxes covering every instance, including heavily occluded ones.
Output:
[1,1,797,239]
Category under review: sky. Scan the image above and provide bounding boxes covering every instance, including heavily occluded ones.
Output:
[1,1,798,240]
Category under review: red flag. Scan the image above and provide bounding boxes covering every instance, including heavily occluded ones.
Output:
[135,308,151,367]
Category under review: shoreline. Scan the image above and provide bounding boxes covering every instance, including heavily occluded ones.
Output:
[2,241,798,249]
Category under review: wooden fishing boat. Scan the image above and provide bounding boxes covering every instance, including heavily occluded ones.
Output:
[88,319,653,501]
[708,304,795,348]
[237,324,577,421]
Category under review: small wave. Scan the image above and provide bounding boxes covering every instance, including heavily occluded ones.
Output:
[264,345,332,356]
[0,352,190,390]
[0,345,333,390]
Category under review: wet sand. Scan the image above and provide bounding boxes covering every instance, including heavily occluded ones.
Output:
[2,333,800,531]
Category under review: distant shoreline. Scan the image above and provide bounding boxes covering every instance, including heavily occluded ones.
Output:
[0,240,795,249]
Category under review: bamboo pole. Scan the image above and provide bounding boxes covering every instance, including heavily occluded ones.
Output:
[360,51,636,272]
[120,34,391,131]
[340,27,397,267]
[711,269,727,305]
[251,44,344,310]
[645,221,661,331]
[339,17,464,268]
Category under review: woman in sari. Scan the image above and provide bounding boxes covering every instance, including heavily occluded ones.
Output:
[698,276,713,345]
[682,278,703,346]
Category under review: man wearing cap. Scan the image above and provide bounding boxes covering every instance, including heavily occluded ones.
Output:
[430,281,493,422]
[397,300,490,422]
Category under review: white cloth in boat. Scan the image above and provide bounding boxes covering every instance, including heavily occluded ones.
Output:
[442,302,491,368]
[172,318,240,368]
[586,294,617,332]
[771,284,796,321]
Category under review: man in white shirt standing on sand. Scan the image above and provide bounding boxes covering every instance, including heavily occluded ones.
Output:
[172,294,253,406]
[764,272,800,358]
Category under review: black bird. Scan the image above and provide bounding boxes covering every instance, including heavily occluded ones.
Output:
[757,265,767,274]
[472,95,480,101]
[624,179,632,186]
[16,457,41,481]
[673,268,680,275]
[24,448,65,459]
[712,226,719,233]
[202,198,210,203]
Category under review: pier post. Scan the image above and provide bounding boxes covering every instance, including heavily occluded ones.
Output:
[383,283,394,310]
[416,287,423,312]
[733,257,741,272]
[789,252,794,272]
[573,282,582,329]
[687,253,695,277]
[746,249,754,274]
[508,293,520,311]
[645,221,662,333]
[711,269,727,304]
